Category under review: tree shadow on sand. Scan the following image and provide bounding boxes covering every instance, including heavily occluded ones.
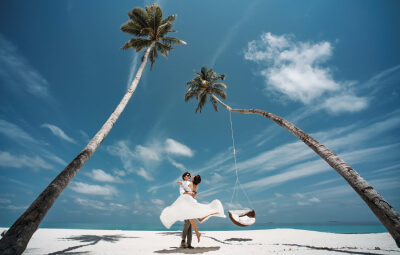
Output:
[47,234,139,255]
[281,244,385,255]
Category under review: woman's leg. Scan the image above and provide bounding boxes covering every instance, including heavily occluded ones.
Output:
[188,219,201,242]
[198,212,219,223]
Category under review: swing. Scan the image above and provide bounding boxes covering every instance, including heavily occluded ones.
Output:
[227,111,256,227]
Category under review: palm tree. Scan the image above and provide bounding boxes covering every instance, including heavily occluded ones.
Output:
[184,66,400,247]
[184,66,227,113]
[0,4,185,254]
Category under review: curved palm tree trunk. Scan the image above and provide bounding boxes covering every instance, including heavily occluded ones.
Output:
[210,94,400,247]
[0,42,156,255]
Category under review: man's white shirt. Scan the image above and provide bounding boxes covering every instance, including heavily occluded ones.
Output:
[179,181,191,195]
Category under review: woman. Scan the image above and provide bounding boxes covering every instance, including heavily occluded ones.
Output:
[160,175,225,243]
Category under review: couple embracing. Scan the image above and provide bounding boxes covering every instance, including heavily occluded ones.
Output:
[160,172,226,249]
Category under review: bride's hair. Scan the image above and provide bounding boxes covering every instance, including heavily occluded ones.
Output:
[193,175,201,185]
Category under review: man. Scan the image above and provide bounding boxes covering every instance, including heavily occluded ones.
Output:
[179,172,195,249]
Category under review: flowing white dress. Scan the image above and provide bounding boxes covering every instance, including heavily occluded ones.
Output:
[160,194,226,229]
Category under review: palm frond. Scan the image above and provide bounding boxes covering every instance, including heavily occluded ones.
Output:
[154,5,163,35]
[193,70,201,77]
[127,7,149,29]
[185,80,201,89]
[213,88,227,100]
[184,89,198,102]
[206,68,214,81]
[210,74,226,84]
[120,20,146,37]
[139,27,154,37]
[158,15,176,37]
[210,94,219,112]
[196,92,208,113]
[145,4,162,36]
[121,38,152,51]
[155,42,173,59]
[200,66,208,80]
[161,14,177,25]
[212,82,228,90]
[161,37,186,46]
[149,45,159,70]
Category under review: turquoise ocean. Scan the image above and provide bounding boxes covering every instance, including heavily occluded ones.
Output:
[26,222,387,234]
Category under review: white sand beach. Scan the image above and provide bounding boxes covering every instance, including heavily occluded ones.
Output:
[1,227,399,255]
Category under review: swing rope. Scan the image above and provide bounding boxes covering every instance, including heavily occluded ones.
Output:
[228,110,254,211]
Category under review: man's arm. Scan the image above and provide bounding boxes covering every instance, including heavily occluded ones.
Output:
[183,181,196,198]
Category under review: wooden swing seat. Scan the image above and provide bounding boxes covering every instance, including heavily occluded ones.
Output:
[228,209,256,227]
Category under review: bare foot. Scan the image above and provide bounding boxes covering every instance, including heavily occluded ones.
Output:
[196,232,201,243]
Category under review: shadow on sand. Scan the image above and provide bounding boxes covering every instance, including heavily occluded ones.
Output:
[157,231,253,245]
[154,246,220,254]
[47,234,138,255]
[281,244,385,255]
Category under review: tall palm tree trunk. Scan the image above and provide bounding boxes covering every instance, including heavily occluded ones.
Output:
[0,42,156,255]
[210,94,400,247]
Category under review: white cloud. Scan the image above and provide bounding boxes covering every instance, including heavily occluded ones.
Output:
[109,203,130,210]
[308,178,341,187]
[85,169,124,183]
[369,177,400,191]
[306,185,354,200]
[322,94,368,113]
[41,123,77,144]
[132,196,165,216]
[0,151,53,170]
[167,157,186,171]
[210,0,261,66]
[0,120,66,168]
[229,141,314,174]
[126,52,140,90]
[137,167,154,181]
[244,32,368,113]
[199,183,229,198]
[75,199,129,212]
[165,139,194,157]
[204,172,224,185]
[274,193,284,198]
[297,201,311,206]
[0,198,11,204]
[106,140,156,181]
[242,159,332,191]
[135,145,161,161]
[0,119,37,144]
[151,199,165,206]
[107,138,193,181]
[79,130,90,143]
[228,112,400,192]
[309,197,321,203]
[224,203,246,210]
[114,169,126,177]
[292,193,306,199]
[240,142,400,193]
[44,154,67,166]
[5,205,28,210]
[70,182,118,196]
[75,198,107,210]
[0,33,51,99]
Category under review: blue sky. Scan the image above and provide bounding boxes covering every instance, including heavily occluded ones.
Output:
[0,0,399,228]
